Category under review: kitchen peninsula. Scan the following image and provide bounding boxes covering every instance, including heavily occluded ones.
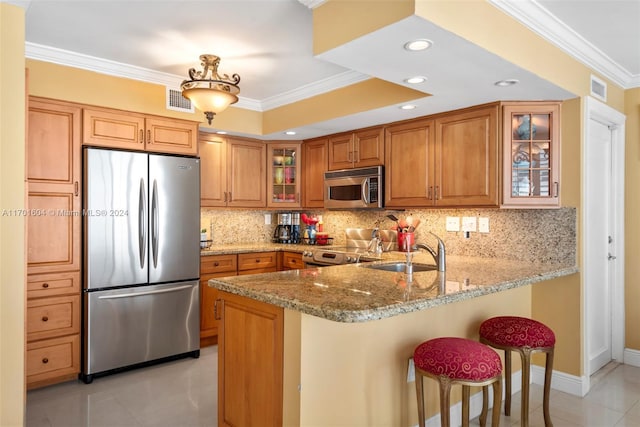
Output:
[208,252,577,426]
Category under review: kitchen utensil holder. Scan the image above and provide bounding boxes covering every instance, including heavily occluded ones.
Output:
[397,232,415,251]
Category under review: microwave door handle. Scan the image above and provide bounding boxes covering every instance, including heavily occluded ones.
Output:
[361,178,370,204]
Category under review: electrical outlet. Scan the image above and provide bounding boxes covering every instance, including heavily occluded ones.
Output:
[407,357,415,382]
[264,214,271,225]
[478,217,490,233]
[461,216,477,232]
[445,216,460,232]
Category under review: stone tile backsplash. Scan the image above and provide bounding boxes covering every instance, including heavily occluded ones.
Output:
[201,207,576,264]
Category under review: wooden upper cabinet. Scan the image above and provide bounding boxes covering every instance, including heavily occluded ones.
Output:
[227,137,266,208]
[434,104,499,207]
[385,104,499,208]
[83,107,198,155]
[267,142,302,208]
[385,118,435,207]
[82,108,145,150]
[199,134,266,208]
[27,98,82,274]
[328,126,384,170]
[303,137,328,208]
[501,102,561,208]
[145,116,198,155]
[200,133,227,207]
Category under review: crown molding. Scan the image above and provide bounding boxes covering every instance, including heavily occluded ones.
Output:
[26,42,185,87]
[489,0,638,90]
[261,70,370,110]
[25,42,368,112]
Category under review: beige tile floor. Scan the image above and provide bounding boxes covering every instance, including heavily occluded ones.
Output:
[26,347,640,427]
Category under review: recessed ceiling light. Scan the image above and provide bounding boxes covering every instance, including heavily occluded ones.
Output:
[494,79,519,87]
[284,131,296,135]
[404,76,427,84]
[216,131,227,135]
[404,39,433,51]
[400,104,417,110]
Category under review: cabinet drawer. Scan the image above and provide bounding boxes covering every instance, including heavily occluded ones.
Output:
[200,254,237,274]
[237,252,277,271]
[27,295,80,342]
[282,252,304,270]
[27,271,80,298]
[27,334,80,388]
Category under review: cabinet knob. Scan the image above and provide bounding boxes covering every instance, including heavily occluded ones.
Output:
[255,259,260,263]
[42,316,49,322]
[42,358,49,364]
[42,282,49,289]
[213,262,219,267]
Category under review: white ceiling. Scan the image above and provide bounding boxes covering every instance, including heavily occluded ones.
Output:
[12,0,640,140]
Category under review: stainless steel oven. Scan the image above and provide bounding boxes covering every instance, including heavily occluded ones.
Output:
[301,248,364,267]
[324,166,383,209]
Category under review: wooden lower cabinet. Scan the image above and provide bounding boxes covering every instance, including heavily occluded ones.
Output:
[27,97,82,389]
[237,252,277,275]
[217,291,283,427]
[200,251,298,347]
[281,251,304,270]
[200,254,237,347]
[26,334,80,390]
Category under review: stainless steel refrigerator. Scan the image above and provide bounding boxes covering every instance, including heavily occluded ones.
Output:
[81,147,200,383]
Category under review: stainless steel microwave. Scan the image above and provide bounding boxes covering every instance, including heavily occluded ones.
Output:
[324,166,383,209]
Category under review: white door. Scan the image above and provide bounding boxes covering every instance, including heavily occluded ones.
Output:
[585,117,613,375]
[584,96,626,379]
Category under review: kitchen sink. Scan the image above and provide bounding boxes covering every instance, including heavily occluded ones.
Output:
[362,262,438,273]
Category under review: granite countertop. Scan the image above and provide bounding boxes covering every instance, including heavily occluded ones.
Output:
[208,252,578,323]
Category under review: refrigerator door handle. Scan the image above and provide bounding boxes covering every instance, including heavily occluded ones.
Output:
[97,284,194,299]
[138,178,147,269]
[151,179,159,268]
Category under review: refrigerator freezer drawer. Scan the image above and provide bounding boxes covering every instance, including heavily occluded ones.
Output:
[84,281,199,376]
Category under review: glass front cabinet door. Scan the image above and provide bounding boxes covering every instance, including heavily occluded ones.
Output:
[267,142,302,208]
[502,103,560,207]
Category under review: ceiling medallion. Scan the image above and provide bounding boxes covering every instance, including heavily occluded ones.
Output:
[181,54,241,125]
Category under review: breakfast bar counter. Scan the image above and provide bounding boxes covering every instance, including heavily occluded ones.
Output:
[208,256,578,427]
[208,254,577,323]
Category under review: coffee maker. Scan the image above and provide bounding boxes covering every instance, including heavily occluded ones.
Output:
[273,213,292,244]
[290,213,301,244]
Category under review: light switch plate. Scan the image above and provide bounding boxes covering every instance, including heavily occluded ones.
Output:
[445,216,460,232]
[479,217,490,233]
[461,216,477,232]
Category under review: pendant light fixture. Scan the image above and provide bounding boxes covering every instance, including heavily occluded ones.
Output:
[181,54,241,125]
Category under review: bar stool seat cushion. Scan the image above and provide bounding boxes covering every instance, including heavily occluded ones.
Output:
[479,316,556,348]
[413,337,502,382]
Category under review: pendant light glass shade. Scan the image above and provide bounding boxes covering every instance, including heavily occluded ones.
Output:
[180,54,240,124]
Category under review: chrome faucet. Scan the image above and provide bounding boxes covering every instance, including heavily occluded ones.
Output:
[416,232,446,272]
[368,227,384,255]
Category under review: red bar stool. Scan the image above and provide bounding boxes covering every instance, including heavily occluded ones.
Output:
[479,316,556,427]
[413,337,503,427]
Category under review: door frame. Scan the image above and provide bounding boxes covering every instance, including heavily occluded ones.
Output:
[582,96,626,390]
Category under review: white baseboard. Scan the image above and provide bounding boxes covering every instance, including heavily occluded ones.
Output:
[624,348,640,367]
[531,365,588,397]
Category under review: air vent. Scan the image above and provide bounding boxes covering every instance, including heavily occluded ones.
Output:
[590,75,607,102]
[166,87,194,113]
